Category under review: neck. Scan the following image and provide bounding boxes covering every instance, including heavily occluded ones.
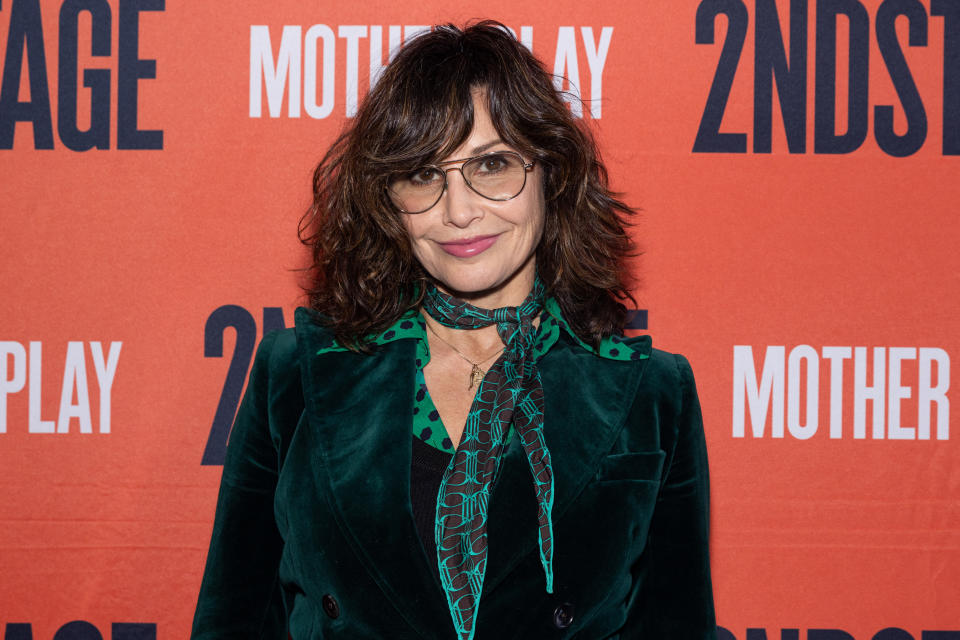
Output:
[422,265,542,359]
[421,313,504,362]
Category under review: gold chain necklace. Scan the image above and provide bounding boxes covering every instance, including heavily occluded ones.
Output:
[424,319,505,389]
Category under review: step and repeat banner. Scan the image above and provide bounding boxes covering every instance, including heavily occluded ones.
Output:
[1,0,958,638]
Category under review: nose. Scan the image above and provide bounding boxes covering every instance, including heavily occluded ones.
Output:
[437,167,484,228]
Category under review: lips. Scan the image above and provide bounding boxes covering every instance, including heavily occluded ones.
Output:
[437,234,500,258]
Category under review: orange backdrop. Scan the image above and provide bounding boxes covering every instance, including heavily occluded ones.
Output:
[1,1,958,638]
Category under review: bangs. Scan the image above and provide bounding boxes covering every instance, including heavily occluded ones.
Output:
[363,50,478,170]
[360,25,541,172]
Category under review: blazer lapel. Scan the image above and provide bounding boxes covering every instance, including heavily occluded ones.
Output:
[294,309,452,634]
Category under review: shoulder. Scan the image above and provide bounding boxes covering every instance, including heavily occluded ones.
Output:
[259,325,298,366]
[642,348,697,400]
[259,307,334,364]
[612,344,702,455]
[245,307,332,392]
[245,326,302,429]
[633,347,699,426]
[236,313,322,459]
[251,306,364,383]
[578,332,695,400]
[250,325,300,387]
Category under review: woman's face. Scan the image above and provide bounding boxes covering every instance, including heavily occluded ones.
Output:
[401,92,546,308]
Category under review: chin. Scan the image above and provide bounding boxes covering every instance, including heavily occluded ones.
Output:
[433,269,506,297]
[425,251,537,304]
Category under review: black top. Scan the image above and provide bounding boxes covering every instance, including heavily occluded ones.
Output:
[410,435,453,580]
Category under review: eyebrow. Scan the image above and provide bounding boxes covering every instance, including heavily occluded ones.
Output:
[470,139,505,155]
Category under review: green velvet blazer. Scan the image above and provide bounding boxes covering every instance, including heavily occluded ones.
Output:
[192,307,717,639]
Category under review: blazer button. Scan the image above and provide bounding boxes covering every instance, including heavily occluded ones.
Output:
[321,593,340,619]
[552,602,574,629]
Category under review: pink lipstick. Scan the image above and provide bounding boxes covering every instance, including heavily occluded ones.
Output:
[438,234,500,257]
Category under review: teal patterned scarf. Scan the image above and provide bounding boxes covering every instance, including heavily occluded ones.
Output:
[423,278,555,640]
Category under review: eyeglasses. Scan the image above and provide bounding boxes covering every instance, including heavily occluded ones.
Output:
[387,151,535,214]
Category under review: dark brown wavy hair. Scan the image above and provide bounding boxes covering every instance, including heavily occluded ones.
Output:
[299,20,636,350]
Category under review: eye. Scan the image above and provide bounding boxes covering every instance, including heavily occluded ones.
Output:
[475,153,511,174]
[408,167,443,186]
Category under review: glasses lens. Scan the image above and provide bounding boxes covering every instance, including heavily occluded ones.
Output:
[387,167,444,213]
[462,152,526,200]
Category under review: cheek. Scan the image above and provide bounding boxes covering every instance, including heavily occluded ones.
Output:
[400,215,427,247]
[399,215,415,238]
[534,204,546,236]
[400,216,434,264]
[526,176,547,239]
[526,197,547,242]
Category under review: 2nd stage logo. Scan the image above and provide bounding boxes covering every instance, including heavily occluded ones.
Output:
[694,0,960,155]
[0,0,165,150]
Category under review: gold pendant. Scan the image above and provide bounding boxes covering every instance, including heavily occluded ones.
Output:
[469,364,484,390]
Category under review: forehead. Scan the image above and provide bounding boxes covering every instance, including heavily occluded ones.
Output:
[441,92,502,159]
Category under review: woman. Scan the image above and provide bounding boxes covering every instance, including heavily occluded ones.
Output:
[192,21,716,640]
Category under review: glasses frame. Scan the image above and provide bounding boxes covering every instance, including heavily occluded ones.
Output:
[387,150,536,214]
